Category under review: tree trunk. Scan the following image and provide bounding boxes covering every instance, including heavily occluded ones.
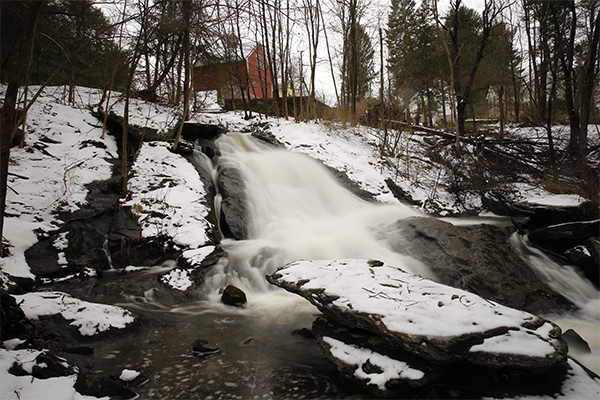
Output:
[0,1,43,253]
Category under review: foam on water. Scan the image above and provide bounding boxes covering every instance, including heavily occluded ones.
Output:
[206,132,431,297]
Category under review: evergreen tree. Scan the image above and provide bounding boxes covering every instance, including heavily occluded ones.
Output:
[387,0,420,118]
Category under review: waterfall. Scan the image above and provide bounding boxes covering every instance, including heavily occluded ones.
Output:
[510,232,599,318]
[203,132,432,297]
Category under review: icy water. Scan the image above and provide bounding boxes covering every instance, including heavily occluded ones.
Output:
[58,132,599,398]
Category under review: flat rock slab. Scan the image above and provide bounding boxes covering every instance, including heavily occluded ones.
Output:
[267,259,567,368]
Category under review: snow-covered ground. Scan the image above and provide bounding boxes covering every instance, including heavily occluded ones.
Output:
[1,85,598,399]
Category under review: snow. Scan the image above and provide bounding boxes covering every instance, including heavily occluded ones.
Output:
[275,259,555,345]
[182,245,216,265]
[1,84,598,398]
[469,322,556,357]
[123,141,210,248]
[160,268,193,291]
[0,348,108,400]
[323,336,425,390]
[484,359,600,400]
[521,193,587,207]
[119,369,141,382]
[14,291,135,336]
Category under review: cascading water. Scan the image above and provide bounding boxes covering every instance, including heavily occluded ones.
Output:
[510,232,599,315]
[510,232,600,374]
[204,132,432,300]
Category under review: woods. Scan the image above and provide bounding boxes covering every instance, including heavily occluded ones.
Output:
[1,0,599,250]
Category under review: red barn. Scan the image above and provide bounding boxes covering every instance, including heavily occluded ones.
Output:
[194,43,273,100]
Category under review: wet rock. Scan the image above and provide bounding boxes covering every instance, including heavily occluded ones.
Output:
[322,163,377,202]
[65,345,95,355]
[311,316,444,398]
[74,371,137,399]
[181,122,225,142]
[115,368,149,387]
[178,246,226,269]
[563,329,592,354]
[482,194,599,229]
[375,216,574,315]
[1,291,36,341]
[216,163,248,240]
[251,130,285,148]
[385,178,421,207]
[192,339,221,356]
[293,327,315,339]
[32,351,78,379]
[221,284,247,306]
[267,259,568,369]
[564,243,599,287]
[529,220,599,244]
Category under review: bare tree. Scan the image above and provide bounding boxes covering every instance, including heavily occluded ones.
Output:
[1,1,44,253]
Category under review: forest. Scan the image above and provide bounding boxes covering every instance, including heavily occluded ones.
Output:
[1,0,599,247]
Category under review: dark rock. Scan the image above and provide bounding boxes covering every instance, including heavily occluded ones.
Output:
[65,346,95,355]
[8,362,30,376]
[192,339,221,356]
[115,368,149,387]
[1,291,36,341]
[482,193,599,230]
[178,246,227,269]
[2,275,36,295]
[267,259,568,369]
[376,216,574,315]
[32,351,78,379]
[221,284,247,306]
[181,122,226,142]
[322,163,377,202]
[293,327,315,339]
[385,178,421,207]
[311,316,445,398]
[216,163,248,240]
[529,220,599,252]
[563,329,592,354]
[564,243,599,287]
[74,372,137,399]
[251,129,285,148]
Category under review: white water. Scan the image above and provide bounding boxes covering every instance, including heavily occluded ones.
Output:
[202,132,600,374]
[204,132,431,298]
[510,233,600,317]
[510,233,600,374]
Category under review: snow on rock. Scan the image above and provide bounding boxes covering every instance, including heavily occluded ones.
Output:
[323,336,424,389]
[181,245,216,266]
[160,268,194,291]
[123,141,210,248]
[14,291,135,336]
[0,349,103,400]
[267,259,567,368]
[119,369,140,382]
[1,85,118,278]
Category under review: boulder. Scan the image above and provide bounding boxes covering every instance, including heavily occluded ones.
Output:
[74,371,137,399]
[221,284,247,307]
[192,339,221,357]
[311,315,445,398]
[267,259,568,369]
[31,351,78,379]
[375,216,574,314]
[216,162,248,240]
[528,220,599,253]
[482,193,598,229]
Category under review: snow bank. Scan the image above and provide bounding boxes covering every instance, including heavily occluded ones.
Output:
[14,291,135,336]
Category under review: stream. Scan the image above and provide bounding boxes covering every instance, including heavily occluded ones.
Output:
[52,132,599,398]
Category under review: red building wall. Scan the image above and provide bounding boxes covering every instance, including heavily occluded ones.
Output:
[193,45,272,99]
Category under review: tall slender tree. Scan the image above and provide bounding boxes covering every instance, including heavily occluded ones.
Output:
[1,1,44,254]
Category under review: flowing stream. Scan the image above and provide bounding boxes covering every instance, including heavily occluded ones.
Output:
[64,132,598,398]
